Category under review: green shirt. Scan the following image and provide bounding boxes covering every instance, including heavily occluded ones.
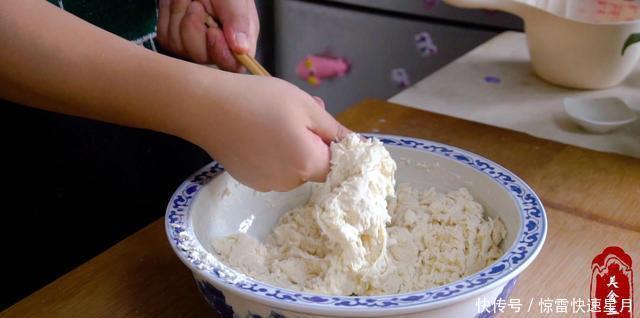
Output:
[47,0,158,50]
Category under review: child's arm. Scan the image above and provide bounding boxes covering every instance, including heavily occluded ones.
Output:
[0,0,348,191]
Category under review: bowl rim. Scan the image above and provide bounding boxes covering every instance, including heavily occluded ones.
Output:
[563,97,638,126]
[165,134,547,315]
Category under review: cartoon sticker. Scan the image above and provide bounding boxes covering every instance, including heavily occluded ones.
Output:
[424,0,440,10]
[415,31,438,57]
[391,68,411,88]
[484,75,501,84]
[295,55,350,85]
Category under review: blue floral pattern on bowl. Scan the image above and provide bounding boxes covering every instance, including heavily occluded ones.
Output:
[475,276,519,318]
[197,280,288,318]
[166,134,546,314]
[196,280,235,318]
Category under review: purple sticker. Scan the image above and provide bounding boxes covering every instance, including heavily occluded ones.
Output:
[484,75,501,84]
[391,68,411,88]
[424,0,440,10]
[415,31,438,57]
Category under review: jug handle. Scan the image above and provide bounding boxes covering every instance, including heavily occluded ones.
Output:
[443,0,532,19]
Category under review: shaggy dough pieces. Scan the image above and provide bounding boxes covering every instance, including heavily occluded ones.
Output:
[311,133,396,272]
[212,134,506,296]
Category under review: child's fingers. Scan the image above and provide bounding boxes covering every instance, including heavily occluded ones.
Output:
[156,0,171,49]
[211,0,255,55]
[313,96,325,109]
[299,131,331,184]
[180,1,209,64]
[246,0,260,57]
[205,27,240,71]
[195,0,215,16]
[168,0,191,56]
[308,101,352,144]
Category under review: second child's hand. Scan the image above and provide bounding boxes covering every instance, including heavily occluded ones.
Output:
[157,0,259,72]
[203,14,270,76]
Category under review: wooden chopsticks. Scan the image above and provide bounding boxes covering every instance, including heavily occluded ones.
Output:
[204,15,271,77]
[234,53,271,77]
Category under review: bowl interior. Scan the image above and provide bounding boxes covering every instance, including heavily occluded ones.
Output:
[190,145,521,265]
[564,97,637,124]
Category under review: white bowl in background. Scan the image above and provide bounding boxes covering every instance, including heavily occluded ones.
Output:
[166,134,547,318]
[564,97,638,134]
[444,0,640,89]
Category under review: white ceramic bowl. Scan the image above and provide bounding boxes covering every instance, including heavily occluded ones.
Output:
[444,0,640,89]
[166,134,547,318]
[564,97,638,134]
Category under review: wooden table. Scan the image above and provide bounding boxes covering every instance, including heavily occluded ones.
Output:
[3,100,639,317]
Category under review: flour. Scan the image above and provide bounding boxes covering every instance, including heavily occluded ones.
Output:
[212,134,506,296]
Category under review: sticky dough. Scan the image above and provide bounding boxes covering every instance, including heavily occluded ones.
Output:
[212,134,506,296]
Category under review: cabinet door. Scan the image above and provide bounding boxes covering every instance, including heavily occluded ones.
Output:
[327,0,523,30]
[275,0,496,114]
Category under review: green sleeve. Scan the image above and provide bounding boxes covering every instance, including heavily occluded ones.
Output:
[46,0,157,43]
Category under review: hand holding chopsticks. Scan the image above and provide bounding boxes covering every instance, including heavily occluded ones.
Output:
[204,14,270,77]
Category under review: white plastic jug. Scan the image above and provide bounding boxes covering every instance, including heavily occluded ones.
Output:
[444,0,640,89]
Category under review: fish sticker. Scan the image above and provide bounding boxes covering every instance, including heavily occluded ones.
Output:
[296,55,350,85]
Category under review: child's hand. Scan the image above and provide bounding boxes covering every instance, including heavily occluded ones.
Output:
[187,75,350,192]
[156,0,259,72]
[2,0,337,193]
